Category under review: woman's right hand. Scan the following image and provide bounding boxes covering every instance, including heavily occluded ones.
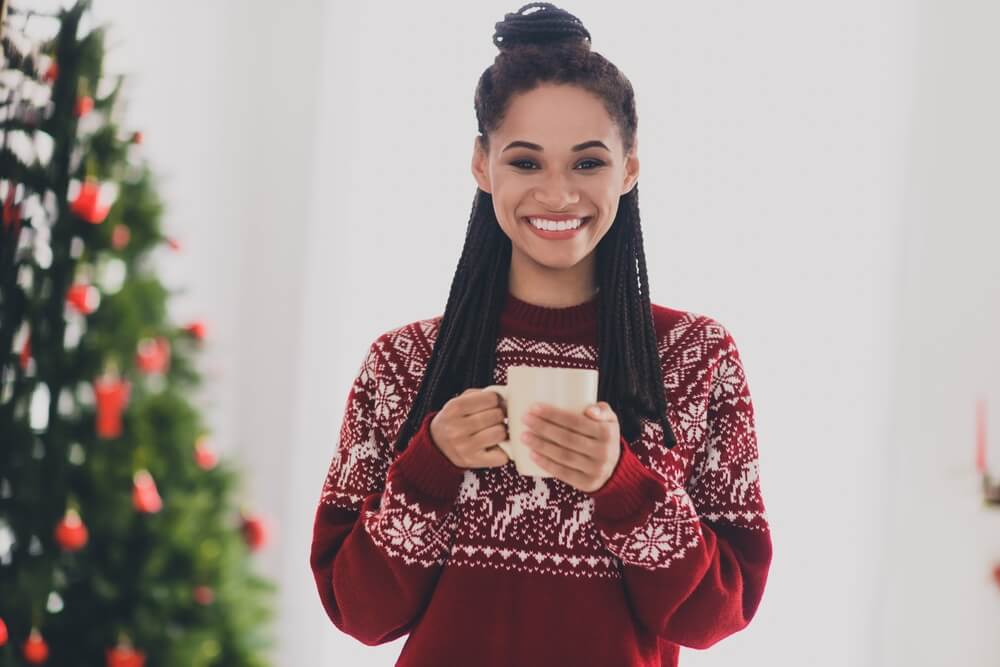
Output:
[429,388,511,469]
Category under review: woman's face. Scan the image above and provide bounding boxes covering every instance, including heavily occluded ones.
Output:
[471,83,638,273]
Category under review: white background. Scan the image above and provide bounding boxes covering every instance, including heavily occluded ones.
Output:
[55,0,1000,664]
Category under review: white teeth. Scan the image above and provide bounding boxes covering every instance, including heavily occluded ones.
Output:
[528,217,583,231]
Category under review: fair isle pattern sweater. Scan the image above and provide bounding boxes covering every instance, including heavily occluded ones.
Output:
[310,290,772,667]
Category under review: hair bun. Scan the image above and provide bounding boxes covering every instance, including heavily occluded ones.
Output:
[493,2,591,51]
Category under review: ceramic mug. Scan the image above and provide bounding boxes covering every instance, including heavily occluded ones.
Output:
[483,365,599,477]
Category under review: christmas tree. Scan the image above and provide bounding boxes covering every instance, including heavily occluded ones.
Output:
[0,2,276,665]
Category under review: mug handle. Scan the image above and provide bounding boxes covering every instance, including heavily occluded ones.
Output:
[481,384,512,460]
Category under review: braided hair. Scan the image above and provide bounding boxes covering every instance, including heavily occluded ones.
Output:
[390,2,678,455]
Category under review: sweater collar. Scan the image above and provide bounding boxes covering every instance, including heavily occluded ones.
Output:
[498,288,599,341]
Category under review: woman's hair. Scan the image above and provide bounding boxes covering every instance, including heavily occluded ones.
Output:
[390,2,677,455]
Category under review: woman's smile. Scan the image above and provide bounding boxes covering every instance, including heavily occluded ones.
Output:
[521,215,593,239]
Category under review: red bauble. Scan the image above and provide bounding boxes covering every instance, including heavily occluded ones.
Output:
[111,224,131,250]
[20,334,31,371]
[66,283,99,315]
[2,183,21,232]
[132,470,163,514]
[135,336,170,375]
[23,628,48,664]
[184,321,207,341]
[193,585,215,605]
[130,131,143,145]
[70,179,112,224]
[0,616,7,646]
[241,513,268,551]
[94,374,131,440]
[55,508,88,551]
[993,563,1000,590]
[194,436,218,471]
[165,237,181,251]
[106,645,146,667]
[74,95,94,117]
[44,61,58,83]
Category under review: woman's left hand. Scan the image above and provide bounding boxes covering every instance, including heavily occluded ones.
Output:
[521,401,621,493]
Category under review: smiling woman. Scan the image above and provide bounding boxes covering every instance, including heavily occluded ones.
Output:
[310,3,772,666]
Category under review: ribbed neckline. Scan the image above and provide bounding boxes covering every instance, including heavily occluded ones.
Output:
[498,289,599,341]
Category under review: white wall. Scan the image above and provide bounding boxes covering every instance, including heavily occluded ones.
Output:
[85,1,1000,666]
[872,0,1000,665]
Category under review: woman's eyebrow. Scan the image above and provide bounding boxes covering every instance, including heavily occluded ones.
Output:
[501,140,610,153]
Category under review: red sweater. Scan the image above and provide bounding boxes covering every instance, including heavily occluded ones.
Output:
[310,290,772,666]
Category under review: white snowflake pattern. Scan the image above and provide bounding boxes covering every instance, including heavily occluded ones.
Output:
[373,377,402,424]
[677,399,708,444]
[383,513,428,553]
[628,522,671,563]
[711,356,744,399]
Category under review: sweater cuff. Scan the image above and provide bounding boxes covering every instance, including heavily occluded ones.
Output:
[388,409,466,502]
[588,436,670,522]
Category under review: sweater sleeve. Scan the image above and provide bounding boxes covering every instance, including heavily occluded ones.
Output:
[309,338,467,646]
[587,324,772,650]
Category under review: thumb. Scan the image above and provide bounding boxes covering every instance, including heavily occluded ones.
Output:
[586,402,611,419]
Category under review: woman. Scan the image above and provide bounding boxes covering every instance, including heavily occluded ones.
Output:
[310,4,772,666]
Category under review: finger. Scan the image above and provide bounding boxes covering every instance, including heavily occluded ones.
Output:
[475,445,510,468]
[523,411,600,459]
[461,388,505,415]
[523,430,591,473]
[529,449,586,487]
[469,423,509,452]
[529,402,602,439]
[585,401,616,421]
[467,406,506,435]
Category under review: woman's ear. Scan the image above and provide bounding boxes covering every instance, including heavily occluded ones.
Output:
[621,139,639,195]
[471,136,492,193]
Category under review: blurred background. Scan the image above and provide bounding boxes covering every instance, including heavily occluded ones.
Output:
[3,0,1000,665]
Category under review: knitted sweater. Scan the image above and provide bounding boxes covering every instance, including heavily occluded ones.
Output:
[310,290,772,667]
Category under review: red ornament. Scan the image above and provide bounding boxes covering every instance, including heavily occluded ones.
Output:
[74,95,94,117]
[993,563,1000,590]
[135,336,170,375]
[111,224,131,250]
[22,628,48,664]
[2,182,21,233]
[184,321,207,341]
[0,616,7,646]
[106,644,146,667]
[54,508,88,551]
[94,374,131,439]
[20,334,31,371]
[194,436,218,471]
[132,470,162,514]
[70,179,112,224]
[66,283,100,315]
[130,131,143,145]
[193,585,215,605]
[165,237,181,251]
[241,513,268,551]
[44,61,58,83]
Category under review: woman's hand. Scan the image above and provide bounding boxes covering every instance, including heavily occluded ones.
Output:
[522,401,621,493]
[430,388,511,469]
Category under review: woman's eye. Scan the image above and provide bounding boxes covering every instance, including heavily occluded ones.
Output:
[510,159,605,170]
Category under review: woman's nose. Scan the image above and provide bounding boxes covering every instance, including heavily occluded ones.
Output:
[533,172,578,210]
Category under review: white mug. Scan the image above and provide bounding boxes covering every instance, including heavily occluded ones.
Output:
[483,365,599,477]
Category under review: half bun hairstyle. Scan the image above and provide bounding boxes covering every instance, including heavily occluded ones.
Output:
[390,2,678,457]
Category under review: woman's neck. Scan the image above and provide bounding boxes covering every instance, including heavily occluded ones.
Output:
[507,251,598,308]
